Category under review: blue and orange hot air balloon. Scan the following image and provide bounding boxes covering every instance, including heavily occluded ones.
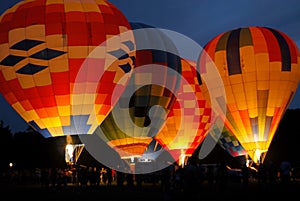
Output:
[0,0,135,138]
[198,26,300,164]
[94,22,182,163]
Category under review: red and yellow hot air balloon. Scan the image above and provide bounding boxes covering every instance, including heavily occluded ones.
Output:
[198,26,300,164]
[155,59,212,167]
[0,0,135,138]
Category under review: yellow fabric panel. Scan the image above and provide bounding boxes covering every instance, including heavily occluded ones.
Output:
[47,127,64,137]
[244,82,257,110]
[9,28,26,45]
[46,35,65,49]
[64,2,85,12]
[269,61,282,73]
[240,46,256,73]
[33,71,52,86]
[17,75,35,89]
[95,0,109,6]
[256,61,269,83]
[266,107,275,117]
[33,119,46,129]
[242,71,256,83]
[214,50,227,77]
[257,80,269,90]
[49,59,69,72]
[257,70,270,82]
[46,0,64,4]
[71,94,90,106]
[230,110,248,137]
[96,114,107,124]
[10,49,27,58]
[80,104,94,115]
[41,116,62,128]
[0,43,9,60]
[2,66,17,81]
[231,83,247,110]
[239,110,252,135]
[59,116,70,126]
[229,74,243,85]
[25,25,45,40]
[81,93,96,104]
[268,83,280,108]
[71,104,85,116]
[57,105,70,116]
[29,57,48,67]
[81,2,101,12]
[23,110,39,123]
[12,101,26,117]
[289,63,300,82]
[68,46,89,59]
[224,85,235,104]
[258,116,266,141]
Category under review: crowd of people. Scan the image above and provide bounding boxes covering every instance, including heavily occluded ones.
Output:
[0,158,297,193]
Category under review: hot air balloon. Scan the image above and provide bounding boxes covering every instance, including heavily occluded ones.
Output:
[208,121,247,158]
[0,0,135,138]
[198,26,300,164]
[93,22,182,171]
[155,59,212,167]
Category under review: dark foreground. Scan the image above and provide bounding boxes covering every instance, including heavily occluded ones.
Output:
[1,180,299,201]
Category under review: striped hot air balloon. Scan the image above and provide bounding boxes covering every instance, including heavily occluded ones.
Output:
[198,26,300,164]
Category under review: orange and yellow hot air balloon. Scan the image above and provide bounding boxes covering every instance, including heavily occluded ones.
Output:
[155,59,212,167]
[0,0,135,138]
[198,26,300,164]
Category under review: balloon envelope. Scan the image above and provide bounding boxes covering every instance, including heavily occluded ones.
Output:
[198,26,300,164]
[0,0,134,137]
[95,22,182,159]
[155,59,212,166]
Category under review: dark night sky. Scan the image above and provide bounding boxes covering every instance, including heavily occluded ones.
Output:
[0,0,300,133]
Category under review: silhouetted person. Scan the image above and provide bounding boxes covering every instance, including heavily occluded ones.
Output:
[241,164,249,191]
[279,160,292,184]
[182,157,200,199]
[161,164,173,201]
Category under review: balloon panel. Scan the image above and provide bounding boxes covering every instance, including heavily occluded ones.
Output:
[200,26,300,163]
[0,0,134,137]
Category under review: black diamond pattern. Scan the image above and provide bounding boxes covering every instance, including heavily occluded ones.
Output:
[0,55,26,66]
[11,39,44,51]
[30,48,66,60]
[16,63,47,75]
